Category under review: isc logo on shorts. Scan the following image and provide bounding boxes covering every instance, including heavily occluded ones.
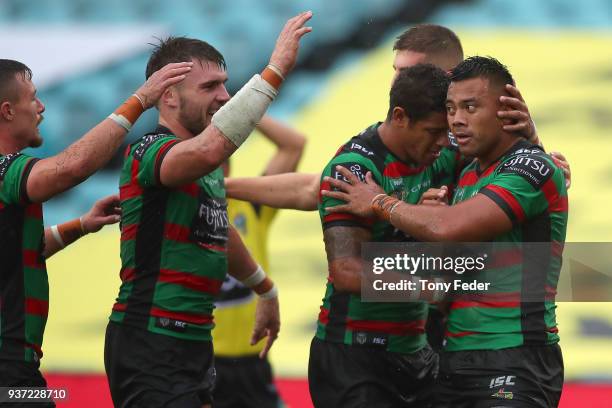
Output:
[489,375,516,388]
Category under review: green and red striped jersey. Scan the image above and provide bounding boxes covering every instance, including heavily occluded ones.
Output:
[110,126,228,341]
[0,153,46,363]
[317,123,462,353]
[446,140,568,351]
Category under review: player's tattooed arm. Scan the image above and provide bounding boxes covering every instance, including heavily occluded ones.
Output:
[324,226,371,294]
[26,62,191,203]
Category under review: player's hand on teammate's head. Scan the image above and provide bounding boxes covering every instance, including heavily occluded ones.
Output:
[268,11,313,77]
[134,61,194,109]
[251,297,280,359]
[322,167,383,218]
[498,84,537,143]
[418,186,449,206]
[81,194,122,234]
[550,151,572,189]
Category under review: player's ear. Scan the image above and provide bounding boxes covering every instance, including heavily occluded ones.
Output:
[391,106,409,128]
[161,85,179,109]
[0,100,15,121]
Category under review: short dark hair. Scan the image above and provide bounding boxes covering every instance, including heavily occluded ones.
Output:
[145,36,226,79]
[449,56,514,88]
[0,59,32,102]
[393,24,463,61]
[387,64,450,122]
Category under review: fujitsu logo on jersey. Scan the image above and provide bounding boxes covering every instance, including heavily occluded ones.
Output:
[503,155,550,177]
[334,163,366,183]
[198,200,229,232]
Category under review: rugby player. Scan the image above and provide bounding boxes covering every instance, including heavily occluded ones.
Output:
[214,116,306,408]
[0,58,189,401]
[324,56,567,408]
[103,11,312,408]
[310,64,453,407]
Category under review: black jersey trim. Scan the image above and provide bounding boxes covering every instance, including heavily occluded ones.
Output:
[19,158,39,204]
[520,213,552,345]
[154,140,180,186]
[0,205,27,359]
[479,187,519,227]
[123,187,170,329]
[325,291,351,343]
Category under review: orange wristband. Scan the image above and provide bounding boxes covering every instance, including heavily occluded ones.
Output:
[109,94,145,131]
[371,194,401,221]
[261,67,283,90]
[57,217,86,247]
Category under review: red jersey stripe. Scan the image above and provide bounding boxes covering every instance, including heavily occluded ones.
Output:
[25,298,49,316]
[158,268,223,294]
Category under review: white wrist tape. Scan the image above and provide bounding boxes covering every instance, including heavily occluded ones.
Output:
[240,265,266,288]
[260,284,278,300]
[108,113,132,132]
[50,225,65,249]
[212,74,278,147]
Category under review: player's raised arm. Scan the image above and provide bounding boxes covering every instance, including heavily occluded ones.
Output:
[159,11,313,187]
[26,62,192,203]
[257,116,306,175]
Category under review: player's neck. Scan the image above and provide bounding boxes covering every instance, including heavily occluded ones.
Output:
[378,121,414,163]
[0,128,26,155]
[478,134,521,169]
[158,115,195,140]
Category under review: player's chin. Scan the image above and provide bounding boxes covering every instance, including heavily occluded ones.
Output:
[29,134,43,148]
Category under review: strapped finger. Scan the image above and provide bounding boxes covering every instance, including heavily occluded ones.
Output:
[295,26,313,38]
